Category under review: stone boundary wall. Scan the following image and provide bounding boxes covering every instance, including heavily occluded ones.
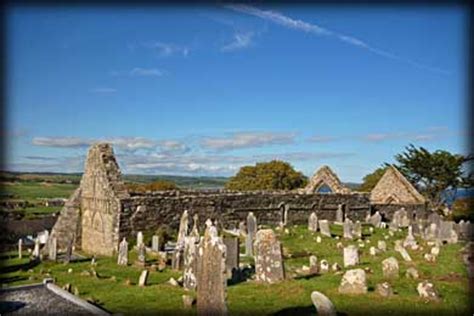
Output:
[371,203,427,221]
[118,192,371,238]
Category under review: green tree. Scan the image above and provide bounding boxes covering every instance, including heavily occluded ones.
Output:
[358,166,388,192]
[225,160,308,191]
[394,144,471,208]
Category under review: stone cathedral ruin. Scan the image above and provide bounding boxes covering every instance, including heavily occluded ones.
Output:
[51,143,428,256]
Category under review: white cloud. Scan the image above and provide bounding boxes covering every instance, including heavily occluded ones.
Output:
[225,4,449,75]
[143,41,189,57]
[159,140,190,154]
[221,31,254,52]
[31,136,158,152]
[201,132,296,150]
[307,135,339,143]
[129,68,165,77]
[32,137,92,148]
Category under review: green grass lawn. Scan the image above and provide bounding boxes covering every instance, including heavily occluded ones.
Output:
[0,225,470,315]
[1,181,77,201]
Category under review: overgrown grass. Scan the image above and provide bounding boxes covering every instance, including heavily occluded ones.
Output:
[0,225,470,315]
[1,181,77,202]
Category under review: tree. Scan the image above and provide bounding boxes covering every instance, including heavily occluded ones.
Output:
[126,180,178,192]
[358,166,388,192]
[394,144,471,208]
[225,160,308,191]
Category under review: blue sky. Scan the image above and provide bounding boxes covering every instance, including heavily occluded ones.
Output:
[5,5,469,182]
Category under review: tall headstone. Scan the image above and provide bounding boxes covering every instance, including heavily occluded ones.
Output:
[48,237,57,261]
[196,220,227,316]
[136,242,146,267]
[32,238,40,258]
[308,212,318,232]
[283,204,289,226]
[245,212,257,257]
[136,231,144,247]
[343,245,359,267]
[403,226,417,248]
[223,236,239,280]
[369,211,382,228]
[352,221,362,239]
[191,214,200,239]
[138,270,149,287]
[177,210,190,248]
[239,221,246,237]
[343,219,353,239]
[18,239,22,259]
[65,235,74,263]
[183,235,200,290]
[254,229,285,284]
[152,235,160,252]
[336,205,344,223]
[319,220,331,237]
[117,238,128,265]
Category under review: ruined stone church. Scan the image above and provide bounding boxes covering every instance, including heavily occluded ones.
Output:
[51,143,427,256]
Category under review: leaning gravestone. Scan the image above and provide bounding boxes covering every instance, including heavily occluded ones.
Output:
[138,270,149,287]
[308,212,318,232]
[246,212,257,257]
[369,211,382,228]
[319,220,331,237]
[343,245,359,267]
[152,235,160,252]
[196,220,227,316]
[117,238,128,265]
[338,269,367,294]
[254,229,285,284]
[48,237,57,261]
[310,291,337,316]
[18,239,22,259]
[223,236,239,280]
[336,205,344,223]
[382,257,399,279]
[183,235,200,290]
[343,219,353,240]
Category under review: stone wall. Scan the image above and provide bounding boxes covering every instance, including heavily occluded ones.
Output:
[371,203,428,221]
[118,191,371,239]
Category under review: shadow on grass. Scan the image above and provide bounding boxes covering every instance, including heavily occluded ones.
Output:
[293,272,319,280]
[0,258,40,274]
[228,266,255,286]
[0,275,28,284]
[273,305,348,316]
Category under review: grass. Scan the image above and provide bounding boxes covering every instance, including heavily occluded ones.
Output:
[1,181,77,202]
[0,224,470,315]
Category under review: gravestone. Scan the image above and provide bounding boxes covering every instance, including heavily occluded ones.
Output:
[319,220,331,237]
[417,281,439,301]
[336,205,344,223]
[172,247,185,271]
[48,237,57,261]
[138,270,149,287]
[254,229,285,284]
[177,210,190,248]
[196,221,227,315]
[309,255,318,274]
[369,212,382,228]
[136,231,144,247]
[239,221,246,237]
[343,219,353,239]
[338,269,367,294]
[343,245,359,267]
[376,282,393,297]
[117,238,128,265]
[424,223,439,241]
[394,241,412,262]
[320,260,329,273]
[191,214,200,239]
[428,212,441,227]
[223,236,239,280]
[439,221,458,244]
[308,212,318,232]
[352,221,362,239]
[18,239,22,259]
[152,235,160,252]
[245,212,257,257]
[382,257,399,279]
[65,236,74,263]
[310,291,337,316]
[32,238,40,258]
[183,235,199,290]
[403,226,417,248]
[136,242,146,267]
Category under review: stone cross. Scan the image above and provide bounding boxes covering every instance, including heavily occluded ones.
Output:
[138,270,149,287]
[245,212,257,257]
[343,219,353,239]
[136,232,144,247]
[254,229,285,284]
[117,237,128,265]
[183,235,200,290]
[18,239,22,259]
[223,236,240,280]
[336,205,344,223]
[152,235,160,252]
[308,212,318,232]
[196,220,227,315]
[318,220,331,237]
[48,237,57,261]
[32,238,40,259]
[343,245,359,267]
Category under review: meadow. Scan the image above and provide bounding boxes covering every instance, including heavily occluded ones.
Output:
[0,224,469,315]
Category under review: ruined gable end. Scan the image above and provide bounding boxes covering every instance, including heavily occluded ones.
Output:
[370,166,425,204]
[304,165,350,194]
